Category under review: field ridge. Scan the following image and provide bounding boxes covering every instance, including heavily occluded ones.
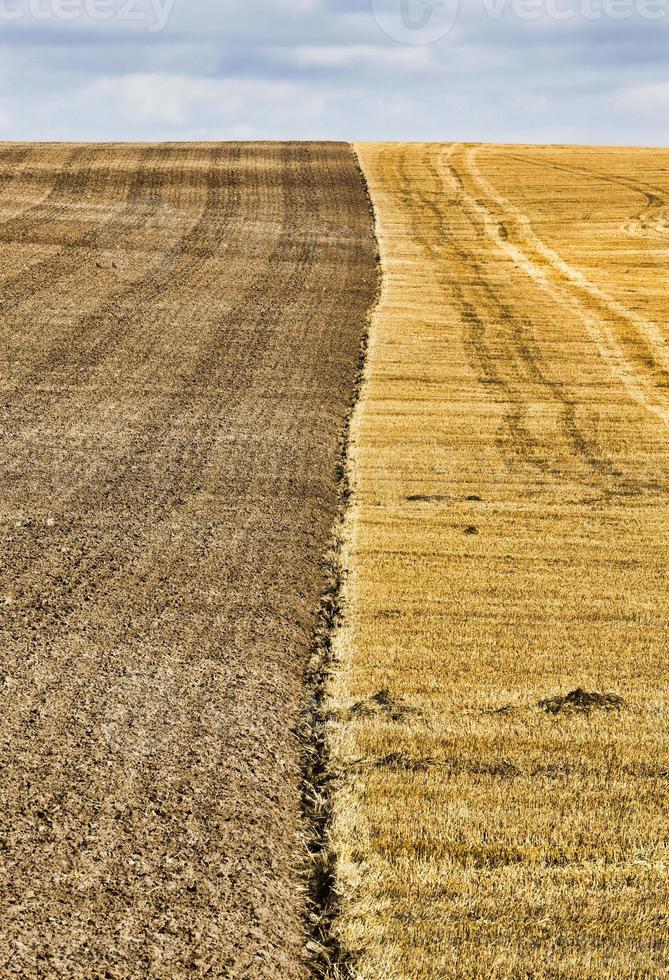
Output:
[301,148,382,978]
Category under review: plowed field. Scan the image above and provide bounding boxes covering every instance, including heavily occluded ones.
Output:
[0,143,377,978]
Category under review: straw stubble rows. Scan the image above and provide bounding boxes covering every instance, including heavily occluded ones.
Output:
[326,142,669,978]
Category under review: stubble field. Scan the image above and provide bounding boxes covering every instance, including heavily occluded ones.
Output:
[326,142,669,978]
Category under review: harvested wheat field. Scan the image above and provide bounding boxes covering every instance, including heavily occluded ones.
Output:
[0,142,378,977]
[325,143,669,977]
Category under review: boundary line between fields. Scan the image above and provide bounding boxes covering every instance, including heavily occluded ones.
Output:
[300,145,382,980]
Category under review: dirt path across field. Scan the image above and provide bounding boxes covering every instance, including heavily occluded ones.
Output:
[0,142,377,978]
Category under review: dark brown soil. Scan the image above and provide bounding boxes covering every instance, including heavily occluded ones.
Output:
[539,689,626,715]
[0,143,377,978]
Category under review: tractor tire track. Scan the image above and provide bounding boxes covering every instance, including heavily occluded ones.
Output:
[466,148,669,381]
[389,144,642,494]
[0,145,234,590]
[0,145,152,364]
[505,150,669,238]
[388,144,549,476]
[455,146,669,431]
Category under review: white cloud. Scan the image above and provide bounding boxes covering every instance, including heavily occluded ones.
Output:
[514,91,550,114]
[276,0,321,11]
[291,44,431,69]
[87,72,324,129]
[617,81,669,117]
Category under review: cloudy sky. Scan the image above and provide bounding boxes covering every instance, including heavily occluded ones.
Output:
[0,0,667,143]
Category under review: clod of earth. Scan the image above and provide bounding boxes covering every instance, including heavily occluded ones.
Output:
[374,753,433,772]
[406,494,447,502]
[348,688,413,722]
[539,688,626,715]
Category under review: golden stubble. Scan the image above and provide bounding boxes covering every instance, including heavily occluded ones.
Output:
[326,143,669,978]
